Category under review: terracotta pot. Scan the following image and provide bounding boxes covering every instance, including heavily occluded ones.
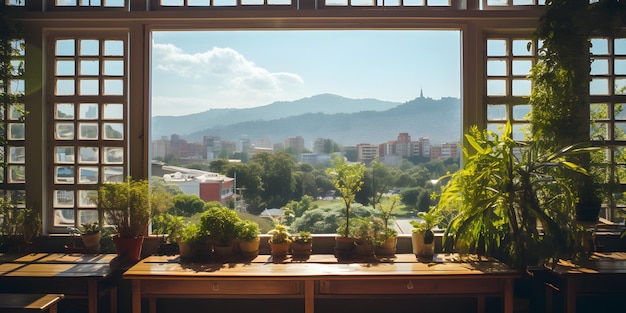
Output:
[334,236,356,260]
[113,236,144,262]
[354,242,375,257]
[269,241,291,258]
[291,241,313,257]
[178,241,197,259]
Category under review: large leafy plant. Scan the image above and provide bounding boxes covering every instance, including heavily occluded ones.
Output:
[436,123,589,271]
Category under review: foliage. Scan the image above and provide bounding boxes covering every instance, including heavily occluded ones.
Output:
[91,177,173,238]
[375,195,399,242]
[292,231,312,244]
[435,123,591,271]
[79,222,101,235]
[237,219,260,241]
[251,152,297,209]
[327,155,367,237]
[351,216,383,245]
[0,199,40,242]
[268,223,292,244]
[410,210,440,244]
[199,205,241,246]
[290,204,376,234]
[177,223,201,244]
[286,195,317,218]
[152,213,185,244]
[171,194,205,217]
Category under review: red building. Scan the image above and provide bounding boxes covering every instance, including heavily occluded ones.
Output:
[199,177,235,205]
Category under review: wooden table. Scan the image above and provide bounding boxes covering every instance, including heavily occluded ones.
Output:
[124,253,518,313]
[545,252,626,313]
[0,293,64,313]
[0,253,117,313]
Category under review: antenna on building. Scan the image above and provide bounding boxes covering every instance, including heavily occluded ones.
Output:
[420,87,424,98]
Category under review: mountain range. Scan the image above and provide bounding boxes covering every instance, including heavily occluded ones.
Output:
[152,93,461,147]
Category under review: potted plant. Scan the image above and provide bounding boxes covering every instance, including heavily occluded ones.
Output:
[199,205,242,260]
[351,216,380,258]
[435,123,591,271]
[267,223,292,259]
[0,200,41,253]
[152,213,185,255]
[79,222,101,254]
[327,155,366,260]
[374,195,399,256]
[237,219,261,258]
[291,231,313,259]
[91,176,172,262]
[410,210,440,262]
[176,223,201,259]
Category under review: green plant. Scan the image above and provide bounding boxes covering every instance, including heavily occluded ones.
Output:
[374,195,399,244]
[292,231,312,244]
[327,155,366,238]
[237,219,260,242]
[200,206,241,246]
[268,224,292,244]
[0,199,41,244]
[177,223,201,244]
[351,216,382,246]
[435,123,591,271]
[90,176,173,238]
[410,210,440,245]
[79,222,100,235]
[152,213,185,244]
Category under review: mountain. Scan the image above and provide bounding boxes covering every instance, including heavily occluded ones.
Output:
[151,94,400,140]
[176,96,461,147]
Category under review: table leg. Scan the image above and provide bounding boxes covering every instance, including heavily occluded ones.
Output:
[110,286,118,313]
[565,278,576,313]
[88,279,97,313]
[504,278,514,313]
[477,295,485,313]
[132,280,142,313]
[304,280,314,313]
[50,303,58,313]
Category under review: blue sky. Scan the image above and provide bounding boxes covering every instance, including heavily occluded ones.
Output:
[151,30,461,116]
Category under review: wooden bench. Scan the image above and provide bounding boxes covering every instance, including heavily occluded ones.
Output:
[0,293,64,313]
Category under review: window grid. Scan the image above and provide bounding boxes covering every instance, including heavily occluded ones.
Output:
[0,39,26,206]
[485,36,536,141]
[50,35,128,230]
[589,36,626,221]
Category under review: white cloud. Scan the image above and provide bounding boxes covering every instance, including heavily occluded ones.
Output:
[152,43,304,110]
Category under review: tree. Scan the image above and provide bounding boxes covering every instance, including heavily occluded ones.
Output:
[171,194,205,217]
[327,155,366,237]
[209,159,230,173]
[251,152,296,209]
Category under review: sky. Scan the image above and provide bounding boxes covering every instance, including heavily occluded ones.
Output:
[151,30,461,117]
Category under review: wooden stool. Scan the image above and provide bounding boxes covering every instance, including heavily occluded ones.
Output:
[0,294,65,313]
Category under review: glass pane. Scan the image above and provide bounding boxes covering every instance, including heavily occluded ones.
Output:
[56,39,75,56]
[352,0,375,5]
[103,147,123,164]
[55,79,75,95]
[213,0,237,5]
[512,79,531,96]
[79,79,99,96]
[103,103,123,119]
[614,103,626,120]
[427,0,449,6]
[591,58,609,75]
[9,147,25,163]
[487,59,507,76]
[77,210,98,224]
[103,123,124,140]
[80,60,99,76]
[78,147,99,163]
[79,167,99,184]
[104,40,124,56]
[615,78,626,94]
[512,59,532,76]
[56,103,75,119]
[590,38,609,55]
[242,0,264,4]
[53,190,74,208]
[487,79,507,96]
[103,166,124,182]
[55,123,75,140]
[80,40,99,56]
[188,0,211,4]
[615,122,626,140]
[103,60,124,76]
[487,104,507,121]
[487,39,507,57]
[161,0,184,5]
[53,209,75,227]
[8,123,25,140]
[590,78,609,95]
[9,105,25,120]
[79,103,99,119]
[78,123,99,140]
[103,79,123,95]
[615,59,626,75]
[512,39,533,56]
[9,165,25,183]
[79,190,98,207]
[615,38,626,55]
[55,166,75,184]
[56,60,75,76]
[591,122,608,139]
[512,123,529,141]
[55,146,75,163]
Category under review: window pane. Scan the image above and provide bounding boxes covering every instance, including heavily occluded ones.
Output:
[103,166,124,182]
[487,59,507,76]
[104,60,124,76]
[9,147,25,163]
[103,147,124,164]
[56,39,75,56]
[103,123,124,140]
[487,39,507,57]
[56,60,75,76]
[103,103,123,119]
[8,123,25,140]
[104,40,124,56]
[55,123,75,140]
[78,123,99,140]
[55,166,75,184]
[78,147,99,163]
[56,103,75,119]
[79,103,99,119]
[80,40,99,56]
[53,209,75,227]
[487,104,507,121]
[80,60,99,76]
[78,167,99,183]
[78,190,98,207]
[55,146,75,163]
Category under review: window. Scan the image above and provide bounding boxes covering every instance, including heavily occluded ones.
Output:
[49,33,128,230]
